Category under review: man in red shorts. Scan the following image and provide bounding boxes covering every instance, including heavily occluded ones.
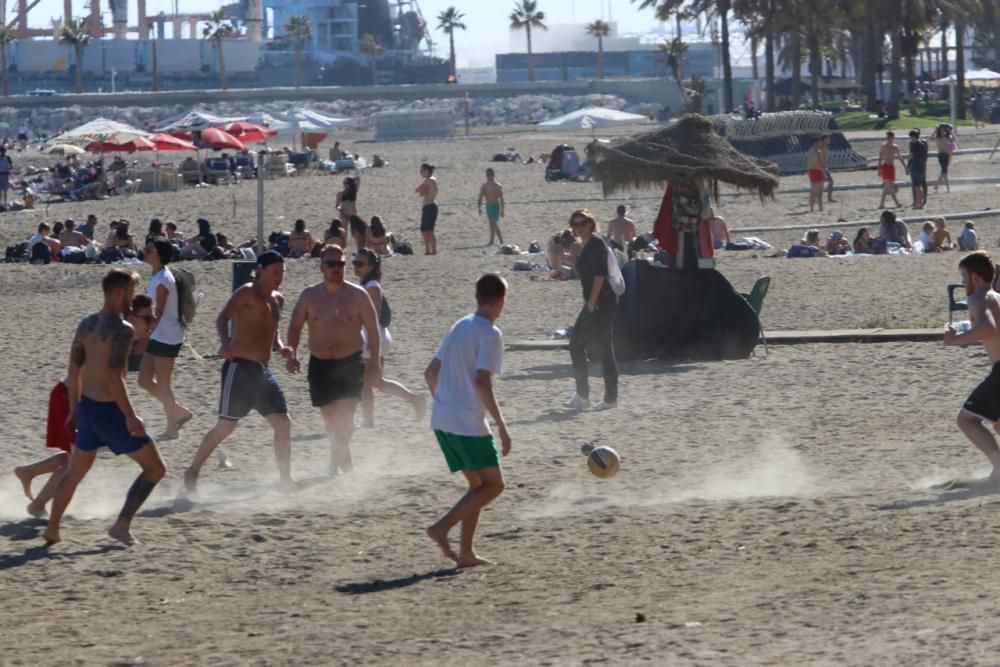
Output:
[878,130,908,209]
[806,134,830,212]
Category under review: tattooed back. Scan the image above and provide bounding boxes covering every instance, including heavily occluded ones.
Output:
[70,312,135,401]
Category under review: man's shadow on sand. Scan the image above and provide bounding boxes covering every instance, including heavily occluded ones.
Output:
[335,568,461,595]
[879,480,1000,511]
[0,532,123,571]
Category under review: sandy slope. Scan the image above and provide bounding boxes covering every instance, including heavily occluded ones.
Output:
[2,128,1000,665]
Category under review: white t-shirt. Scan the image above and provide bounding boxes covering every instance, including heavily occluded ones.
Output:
[148,267,184,345]
[430,314,504,437]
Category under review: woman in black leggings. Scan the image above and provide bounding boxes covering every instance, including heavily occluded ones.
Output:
[565,208,618,412]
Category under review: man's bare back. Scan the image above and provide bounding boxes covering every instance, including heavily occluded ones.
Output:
[970,290,1000,362]
[607,216,636,246]
[72,312,135,402]
[806,145,822,170]
[224,284,284,363]
[297,282,369,360]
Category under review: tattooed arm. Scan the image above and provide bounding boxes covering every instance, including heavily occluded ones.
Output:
[66,315,96,425]
[106,319,139,422]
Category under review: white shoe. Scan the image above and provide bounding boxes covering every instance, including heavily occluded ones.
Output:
[592,401,617,411]
[564,393,592,411]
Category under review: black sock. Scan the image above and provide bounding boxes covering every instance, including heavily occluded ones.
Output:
[119,475,158,521]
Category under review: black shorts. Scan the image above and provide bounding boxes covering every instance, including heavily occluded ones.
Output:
[938,153,951,173]
[146,339,182,358]
[910,169,927,188]
[218,358,288,421]
[420,203,439,232]
[964,363,1000,422]
[308,352,364,407]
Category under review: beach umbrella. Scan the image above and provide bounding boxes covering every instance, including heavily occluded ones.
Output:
[154,109,244,133]
[217,121,278,144]
[47,143,85,156]
[195,127,245,151]
[538,107,649,132]
[148,133,198,151]
[84,136,158,153]
[591,114,779,198]
[50,118,152,147]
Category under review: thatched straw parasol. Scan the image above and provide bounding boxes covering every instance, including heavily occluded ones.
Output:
[592,114,779,199]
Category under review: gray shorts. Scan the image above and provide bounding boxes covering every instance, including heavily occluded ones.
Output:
[0,174,10,190]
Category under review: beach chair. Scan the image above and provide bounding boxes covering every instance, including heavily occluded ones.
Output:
[180,160,202,185]
[266,154,290,178]
[204,159,231,185]
[740,276,770,354]
[948,284,968,323]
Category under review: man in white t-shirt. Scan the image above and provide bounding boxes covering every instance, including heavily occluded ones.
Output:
[139,237,194,441]
[424,273,511,568]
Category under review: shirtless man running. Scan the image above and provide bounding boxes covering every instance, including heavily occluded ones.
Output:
[183,251,295,496]
[946,251,1000,479]
[286,244,382,475]
[806,134,829,212]
[43,269,167,546]
[416,163,439,255]
[477,168,505,246]
[877,131,908,209]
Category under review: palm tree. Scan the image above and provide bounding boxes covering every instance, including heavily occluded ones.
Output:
[359,33,383,86]
[284,15,312,88]
[436,7,466,82]
[0,29,13,97]
[202,10,235,91]
[660,37,689,90]
[59,18,92,94]
[585,19,611,79]
[509,0,547,82]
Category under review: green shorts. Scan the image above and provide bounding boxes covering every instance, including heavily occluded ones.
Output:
[434,430,500,473]
[485,203,501,223]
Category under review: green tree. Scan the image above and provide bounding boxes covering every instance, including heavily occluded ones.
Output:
[58,18,92,94]
[203,10,235,91]
[585,19,612,79]
[509,0,547,82]
[359,33,383,86]
[0,29,14,97]
[659,37,689,90]
[436,6,466,82]
[284,15,312,88]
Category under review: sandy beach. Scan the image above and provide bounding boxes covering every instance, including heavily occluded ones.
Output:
[3,125,1000,665]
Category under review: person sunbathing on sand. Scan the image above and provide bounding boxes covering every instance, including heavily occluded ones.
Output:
[945,252,1000,479]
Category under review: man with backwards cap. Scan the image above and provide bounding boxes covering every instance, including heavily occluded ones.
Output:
[182,251,296,497]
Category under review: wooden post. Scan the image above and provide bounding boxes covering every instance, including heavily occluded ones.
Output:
[464,92,470,137]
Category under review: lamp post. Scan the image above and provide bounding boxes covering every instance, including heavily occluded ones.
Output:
[256,146,268,254]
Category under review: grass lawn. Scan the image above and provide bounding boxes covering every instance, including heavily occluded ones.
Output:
[833,109,975,132]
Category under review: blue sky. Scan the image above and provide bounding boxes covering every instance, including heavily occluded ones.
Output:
[19,0,663,67]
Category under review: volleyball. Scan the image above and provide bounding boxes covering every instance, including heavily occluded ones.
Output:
[587,446,620,479]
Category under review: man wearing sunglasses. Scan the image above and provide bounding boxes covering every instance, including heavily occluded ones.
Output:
[286,244,383,476]
[182,251,295,497]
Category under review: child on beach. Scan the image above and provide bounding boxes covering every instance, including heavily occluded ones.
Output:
[424,273,511,567]
[959,222,978,251]
[933,218,954,251]
[918,222,937,252]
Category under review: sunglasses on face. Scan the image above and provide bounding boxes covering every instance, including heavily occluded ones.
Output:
[570,220,587,227]
[352,260,368,267]
[324,260,346,268]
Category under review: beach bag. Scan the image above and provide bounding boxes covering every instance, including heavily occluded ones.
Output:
[60,247,87,264]
[606,247,626,297]
[395,242,413,256]
[173,266,197,328]
[380,295,392,328]
[5,241,28,261]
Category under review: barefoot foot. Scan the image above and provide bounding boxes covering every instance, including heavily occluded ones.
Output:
[26,502,47,519]
[183,468,198,497]
[457,553,495,568]
[14,466,34,500]
[108,524,138,546]
[427,526,458,563]
[42,528,60,545]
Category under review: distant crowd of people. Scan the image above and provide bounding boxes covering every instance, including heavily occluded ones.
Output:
[788,211,978,258]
